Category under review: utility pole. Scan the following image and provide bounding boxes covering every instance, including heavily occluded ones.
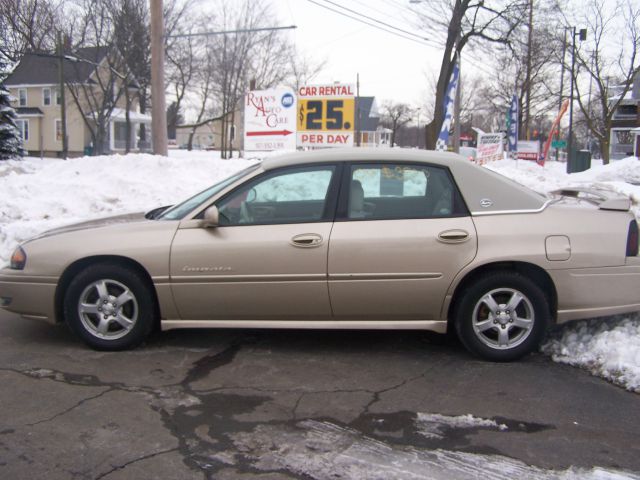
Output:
[150,0,168,156]
[56,32,68,159]
[453,30,462,153]
[567,27,587,173]
[356,73,361,147]
[556,29,567,162]
[524,0,534,140]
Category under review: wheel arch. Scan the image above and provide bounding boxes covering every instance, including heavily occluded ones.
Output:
[54,255,160,326]
[447,261,558,325]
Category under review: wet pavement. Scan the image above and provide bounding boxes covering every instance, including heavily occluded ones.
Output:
[1,310,639,479]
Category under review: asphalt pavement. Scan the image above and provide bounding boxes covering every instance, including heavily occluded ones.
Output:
[0,310,639,479]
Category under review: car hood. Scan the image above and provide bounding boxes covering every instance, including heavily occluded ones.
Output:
[25,212,148,244]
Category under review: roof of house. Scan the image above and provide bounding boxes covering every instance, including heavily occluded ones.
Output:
[3,47,109,86]
[16,107,43,116]
[355,97,380,132]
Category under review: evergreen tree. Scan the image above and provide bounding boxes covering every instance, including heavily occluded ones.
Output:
[0,84,25,160]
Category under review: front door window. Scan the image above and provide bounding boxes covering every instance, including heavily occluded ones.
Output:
[217,166,336,225]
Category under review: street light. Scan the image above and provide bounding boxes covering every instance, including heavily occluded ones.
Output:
[567,27,587,173]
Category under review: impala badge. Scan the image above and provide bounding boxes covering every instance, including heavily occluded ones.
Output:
[480,198,493,208]
[183,266,232,273]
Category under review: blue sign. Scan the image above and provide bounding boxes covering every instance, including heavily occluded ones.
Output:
[281,92,294,108]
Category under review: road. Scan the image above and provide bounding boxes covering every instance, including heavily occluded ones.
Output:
[0,310,639,479]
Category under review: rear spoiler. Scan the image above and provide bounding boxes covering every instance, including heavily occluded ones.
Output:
[550,187,631,211]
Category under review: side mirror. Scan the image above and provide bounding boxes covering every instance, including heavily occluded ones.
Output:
[201,205,219,228]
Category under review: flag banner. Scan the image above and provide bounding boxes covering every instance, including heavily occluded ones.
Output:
[507,94,518,155]
[539,99,569,166]
[435,61,460,151]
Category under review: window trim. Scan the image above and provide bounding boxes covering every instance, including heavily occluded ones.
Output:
[206,162,343,227]
[16,119,29,141]
[43,87,51,106]
[335,161,470,222]
[18,88,27,107]
[55,119,62,143]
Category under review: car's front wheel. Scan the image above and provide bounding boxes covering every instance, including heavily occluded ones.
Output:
[64,263,155,350]
[455,272,550,361]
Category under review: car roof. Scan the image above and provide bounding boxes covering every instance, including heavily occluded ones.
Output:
[262,147,464,170]
[261,148,547,215]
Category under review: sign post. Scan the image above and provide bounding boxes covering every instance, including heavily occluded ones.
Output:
[296,83,355,148]
[244,87,297,151]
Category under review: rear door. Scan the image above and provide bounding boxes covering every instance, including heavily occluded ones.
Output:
[328,162,477,320]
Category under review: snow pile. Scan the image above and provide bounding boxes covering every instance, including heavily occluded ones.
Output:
[542,315,640,392]
[416,413,507,439]
[0,152,255,264]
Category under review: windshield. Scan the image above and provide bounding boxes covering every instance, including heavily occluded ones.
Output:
[158,164,260,220]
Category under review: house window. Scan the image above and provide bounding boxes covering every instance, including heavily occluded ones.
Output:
[55,88,61,105]
[18,89,27,107]
[55,119,63,142]
[43,88,51,106]
[16,119,29,141]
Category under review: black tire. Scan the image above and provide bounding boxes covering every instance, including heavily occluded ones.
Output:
[63,263,156,351]
[454,272,550,362]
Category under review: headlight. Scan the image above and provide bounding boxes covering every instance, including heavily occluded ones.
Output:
[10,246,27,270]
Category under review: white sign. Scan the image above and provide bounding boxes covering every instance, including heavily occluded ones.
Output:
[244,88,297,151]
[296,83,355,148]
[477,132,504,164]
[517,140,540,161]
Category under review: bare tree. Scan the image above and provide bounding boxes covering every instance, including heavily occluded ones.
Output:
[380,101,413,147]
[571,0,640,164]
[0,0,59,64]
[64,0,126,155]
[411,0,528,148]
[286,49,327,92]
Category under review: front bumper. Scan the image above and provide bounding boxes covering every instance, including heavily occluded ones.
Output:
[0,270,58,324]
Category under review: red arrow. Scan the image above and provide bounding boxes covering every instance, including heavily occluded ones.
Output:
[246,129,293,137]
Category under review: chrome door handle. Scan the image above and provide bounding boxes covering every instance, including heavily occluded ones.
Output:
[437,229,470,244]
[291,233,324,248]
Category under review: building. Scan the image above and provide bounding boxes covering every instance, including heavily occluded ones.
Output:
[609,74,640,161]
[355,96,391,147]
[3,49,151,157]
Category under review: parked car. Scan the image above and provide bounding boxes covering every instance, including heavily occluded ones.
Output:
[2,149,639,361]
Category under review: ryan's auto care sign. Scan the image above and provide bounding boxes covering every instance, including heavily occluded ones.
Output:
[244,88,296,151]
[297,84,355,148]
[477,132,504,164]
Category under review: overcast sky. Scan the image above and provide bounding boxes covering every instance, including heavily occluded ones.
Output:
[271,0,445,109]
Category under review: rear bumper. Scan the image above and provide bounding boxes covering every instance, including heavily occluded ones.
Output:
[551,261,640,323]
[0,271,58,324]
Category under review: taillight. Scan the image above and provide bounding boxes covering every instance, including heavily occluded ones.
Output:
[626,220,639,256]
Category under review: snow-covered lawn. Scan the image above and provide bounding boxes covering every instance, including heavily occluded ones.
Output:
[1,150,640,393]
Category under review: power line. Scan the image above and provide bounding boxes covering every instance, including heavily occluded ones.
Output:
[304,0,433,47]
[167,25,297,38]
[318,0,428,42]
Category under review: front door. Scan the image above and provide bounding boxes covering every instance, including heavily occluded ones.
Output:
[328,162,477,320]
[169,164,339,321]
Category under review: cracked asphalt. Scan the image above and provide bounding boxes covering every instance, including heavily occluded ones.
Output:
[1,309,639,479]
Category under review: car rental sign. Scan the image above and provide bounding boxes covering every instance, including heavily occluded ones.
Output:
[297,83,355,148]
[244,87,297,151]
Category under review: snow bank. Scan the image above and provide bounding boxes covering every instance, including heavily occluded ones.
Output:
[0,151,255,264]
[542,315,640,392]
[1,152,640,393]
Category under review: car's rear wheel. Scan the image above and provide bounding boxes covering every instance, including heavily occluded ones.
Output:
[455,272,550,361]
[64,264,155,350]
